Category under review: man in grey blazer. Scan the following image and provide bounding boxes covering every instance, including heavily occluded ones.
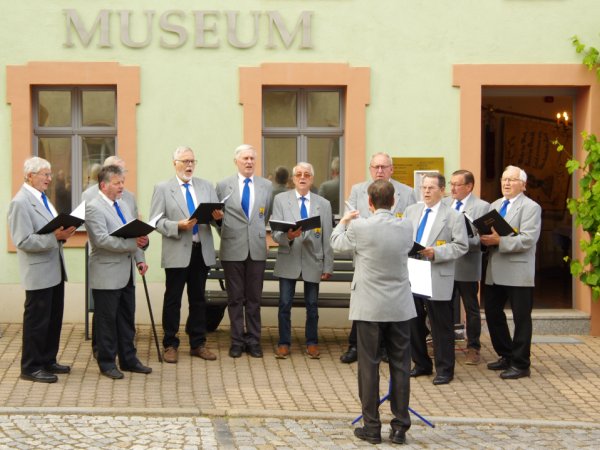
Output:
[318,156,340,214]
[405,173,468,385]
[443,170,490,365]
[8,157,77,383]
[340,152,416,364]
[332,180,416,445]
[150,146,223,363]
[86,165,151,379]
[216,144,273,358]
[480,165,542,380]
[271,162,334,359]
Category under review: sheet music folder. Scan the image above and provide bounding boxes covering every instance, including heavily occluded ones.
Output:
[189,203,224,224]
[110,219,155,239]
[408,241,426,257]
[472,209,516,236]
[269,215,322,232]
[36,214,85,234]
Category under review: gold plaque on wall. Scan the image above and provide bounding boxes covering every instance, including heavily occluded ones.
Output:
[392,157,444,187]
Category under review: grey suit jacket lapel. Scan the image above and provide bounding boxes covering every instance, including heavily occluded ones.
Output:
[169,178,190,218]
[427,206,447,246]
[26,189,53,222]
[287,191,301,222]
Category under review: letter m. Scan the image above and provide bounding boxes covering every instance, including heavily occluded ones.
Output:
[267,11,313,49]
[64,9,112,48]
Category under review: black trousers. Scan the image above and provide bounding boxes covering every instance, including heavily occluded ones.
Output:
[452,281,482,350]
[356,320,411,434]
[222,258,266,347]
[410,295,455,377]
[21,282,65,374]
[484,284,533,369]
[92,275,138,372]
[162,244,210,349]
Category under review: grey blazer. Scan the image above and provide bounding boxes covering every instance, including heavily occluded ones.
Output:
[8,186,66,290]
[82,184,138,219]
[404,202,469,300]
[86,196,146,290]
[271,191,334,283]
[443,195,491,282]
[485,194,542,287]
[317,177,340,213]
[331,209,417,322]
[346,179,416,218]
[149,177,218,268]
[216,174,272,262]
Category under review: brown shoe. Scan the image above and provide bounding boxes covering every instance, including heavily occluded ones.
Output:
[465,348,481,365]
[275,345,290,359]
[163,347,178,364]
[190,346,217,361]
[306,345,320,359]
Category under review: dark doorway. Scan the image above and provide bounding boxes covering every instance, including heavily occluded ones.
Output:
[481,88,574,309]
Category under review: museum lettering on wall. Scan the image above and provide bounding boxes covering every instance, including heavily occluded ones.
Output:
[63,9,314,49]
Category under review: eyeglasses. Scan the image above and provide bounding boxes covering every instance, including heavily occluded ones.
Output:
[501,178,522,183]
[35,172,53,179]
[176,159,197,166]
[294,172,313,178]
[370,165,392,171]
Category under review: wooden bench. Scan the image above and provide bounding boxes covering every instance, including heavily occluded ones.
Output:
[205,248,354,331]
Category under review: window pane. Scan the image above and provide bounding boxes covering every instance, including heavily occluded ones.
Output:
[38,91,71,127]
[264,137,296,202]
[82,90,116,127]
[307,92,340,127]
[264,91,297,127]
[38,137,72,213]
[308,137,341,214]
[82,136,116,190]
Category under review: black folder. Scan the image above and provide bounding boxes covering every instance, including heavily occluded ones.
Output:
[269,215,322,232]
[190,203,224,224]
[472,209,516,236]
[408,241,426,257]
[36,214,85,234]
[110,219,156,238]
[463,214,475,238]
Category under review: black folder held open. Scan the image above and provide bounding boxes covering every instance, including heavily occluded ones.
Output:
[110,219,156,239]
[472,209,516,236]
[36,214,85,234]
[269,215,322,232]
[189,203,224,224]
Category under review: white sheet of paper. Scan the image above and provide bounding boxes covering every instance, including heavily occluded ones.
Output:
[407,258,433,297]
[220,191,233,203]
[70,201,86,220]
[148,212,163,228]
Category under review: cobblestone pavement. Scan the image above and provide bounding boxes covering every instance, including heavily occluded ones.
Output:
[0,323,599,448]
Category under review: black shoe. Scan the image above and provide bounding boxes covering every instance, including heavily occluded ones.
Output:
[389,429,406,445]
[120,362,152,374]
[354,426,382,444]
[432,374,453,385]
[229,345,244,358]
[410,367,433,377]
[101,368,124,379]
[340,346,357,364]
[20,370,58,383]
[247,344,263,358]
[487,357,510,371]
[44,363,71,374]
[500,366,531,380]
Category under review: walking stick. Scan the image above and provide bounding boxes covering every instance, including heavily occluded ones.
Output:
[352,379,435,428]
[141,274,163,363]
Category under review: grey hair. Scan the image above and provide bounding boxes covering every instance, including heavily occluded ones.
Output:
[234,144,256,160]
[23,157,51,179]
[331,156,340,173]
[172,146,194,161]
[505,165,527,182]
[103,155,125,167]
[422,172,446,189]
[370,152,393,167]
[293,162,314,176]
[98,165,124,185]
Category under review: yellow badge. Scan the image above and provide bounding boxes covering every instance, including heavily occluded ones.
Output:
[513,227,518,234]
[436,240,446,246]
[314,227,321,234]
[395,213,403,218]
[259,207,265,218]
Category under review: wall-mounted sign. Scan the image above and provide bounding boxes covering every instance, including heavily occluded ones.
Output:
[392,157,444,187]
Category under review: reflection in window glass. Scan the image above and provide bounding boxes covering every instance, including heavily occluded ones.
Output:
[82,136,116,189]
[38,91,71,127]
[82,91,116,127]
[307,92,340,127]
[264,91,297,127]
[264,137,296,201]
[38,137,72,214]
[308,137,340,213]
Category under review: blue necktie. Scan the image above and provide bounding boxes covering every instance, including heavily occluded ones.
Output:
[415,208,432,244]
[41,192,53,216]
[183,183,198,235]
[300,196,308,219]
[113,201,127,224]
[241,178,251,218]
[499,199,510,218]
[455,200,462,211]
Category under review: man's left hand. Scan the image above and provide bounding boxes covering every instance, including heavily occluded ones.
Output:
[137,262,148,276]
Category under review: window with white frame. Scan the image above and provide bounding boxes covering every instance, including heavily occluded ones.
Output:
[262,87,344,214]
[32,86,117,213]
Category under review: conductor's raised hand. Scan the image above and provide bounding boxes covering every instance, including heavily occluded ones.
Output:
[339,210,360,226]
